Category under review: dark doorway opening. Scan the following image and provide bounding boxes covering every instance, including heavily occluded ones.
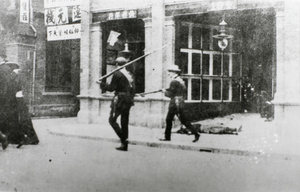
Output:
[102,19,145,93]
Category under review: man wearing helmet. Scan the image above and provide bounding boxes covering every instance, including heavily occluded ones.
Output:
[100,57,135,151]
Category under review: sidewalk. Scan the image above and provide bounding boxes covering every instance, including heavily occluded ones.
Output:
[33,113,300,160]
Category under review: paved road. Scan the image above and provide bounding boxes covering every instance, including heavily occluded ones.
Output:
[0,125,299,192]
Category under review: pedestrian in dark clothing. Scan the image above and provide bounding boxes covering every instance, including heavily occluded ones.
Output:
[0,63,27,147]
[5,67,25,146]
[0,132,8,150]
[259,90,274,121]
[100,57,135,151]
[13,68,39,146]
[160,65,200,142]
[0,54,11,150]
[0,58,38,148]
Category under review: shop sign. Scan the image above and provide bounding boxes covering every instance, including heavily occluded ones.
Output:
[45,7,69,25]
[20,0,29,23]
[47,24,81,41]
[107,10,137,20]
[44,0,81,8]
[72,5,81,22]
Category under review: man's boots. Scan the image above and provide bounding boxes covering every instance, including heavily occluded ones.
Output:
[0,132,9,150]
[116,140,128,151]
[193,133,200,142]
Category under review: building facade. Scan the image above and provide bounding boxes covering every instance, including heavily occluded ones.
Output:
[78,0,283,129]
[1,0,80,117]
[1,0,300,138]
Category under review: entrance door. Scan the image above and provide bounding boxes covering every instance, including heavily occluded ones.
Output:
[102,19,145,93]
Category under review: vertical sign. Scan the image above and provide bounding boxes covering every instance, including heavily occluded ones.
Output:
[20,0,29,23]
[72,5,81,22]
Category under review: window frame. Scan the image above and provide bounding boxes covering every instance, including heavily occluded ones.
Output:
[45,39,80,93]
[178,22,241,103]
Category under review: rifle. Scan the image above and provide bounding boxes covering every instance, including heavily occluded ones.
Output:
[136,89,164,97]
[96,43,170,84]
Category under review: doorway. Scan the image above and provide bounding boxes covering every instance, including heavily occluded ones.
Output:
[102,19,145,93]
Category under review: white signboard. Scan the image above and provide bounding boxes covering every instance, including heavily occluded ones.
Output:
[47,24,81,41]
[44,0,81,8]
[56,7,69,25]
[45,7,69,26]
[45,8,56,25]
[20,0,29,23]
[108,10,137,20]
[72,5,81,22]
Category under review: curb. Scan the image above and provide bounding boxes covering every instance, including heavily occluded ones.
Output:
[48,129,300,161]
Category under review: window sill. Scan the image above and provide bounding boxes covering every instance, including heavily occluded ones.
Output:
[185,100,239,103]
[42,92,73,96]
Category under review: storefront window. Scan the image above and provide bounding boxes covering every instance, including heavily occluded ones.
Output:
[192,53,200,74]
[45,39,80,92]
[213,54,221,75]
[177,21,241,102]
[191,78,200,100]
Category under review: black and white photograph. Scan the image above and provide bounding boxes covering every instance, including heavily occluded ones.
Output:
[0,0,300,191]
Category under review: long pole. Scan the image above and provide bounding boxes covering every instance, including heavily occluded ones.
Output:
[96,43,170,83]
[136,89,163,97]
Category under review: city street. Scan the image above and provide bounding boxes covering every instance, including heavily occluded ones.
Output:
[0,123,300,192]
[0,0,300,192]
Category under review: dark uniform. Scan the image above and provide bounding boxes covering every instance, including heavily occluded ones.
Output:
[162,72,200,142]
[13,70,39,146]
[100,57,135,151]
[0,63,39,148]
[0,63,11,149]
[4,68,24,145]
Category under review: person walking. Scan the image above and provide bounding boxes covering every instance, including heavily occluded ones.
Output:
[0,53,10,150]
[12,67,39,147]
[160,65,200,142]
[0,131,8,150]
[0,54,34,148]
[100,57,135,151]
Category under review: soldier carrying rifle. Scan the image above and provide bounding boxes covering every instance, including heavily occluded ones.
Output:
[99,57,135,151]
[159,65,200,142]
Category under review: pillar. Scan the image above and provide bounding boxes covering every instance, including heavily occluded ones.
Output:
[144,0,165,97]
[273,2,300,139]
[163,16,176,89]
[88,23,103,123]
[78,0,103,123]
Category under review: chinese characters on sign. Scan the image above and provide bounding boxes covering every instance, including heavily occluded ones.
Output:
[45,8,56,25]
[72,5,81,22]
[108,10,137,20]
[45,7,73,26]
[20,0,29,23]
[44,0,81,40]
[47,24,81,41]
[57,7,69,25]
